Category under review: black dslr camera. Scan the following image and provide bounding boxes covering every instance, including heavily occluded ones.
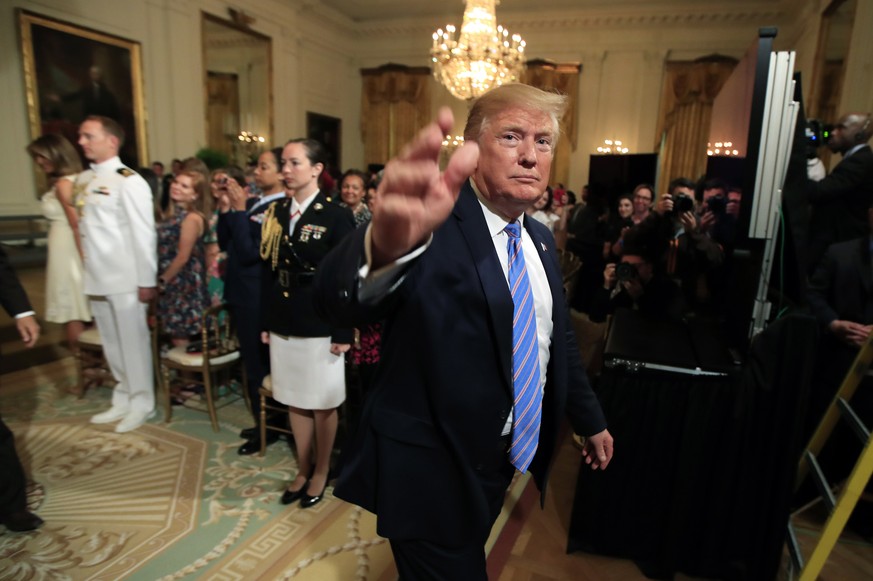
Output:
[616,262,638,282]
[706,195,727,216]
[671,193,695,215]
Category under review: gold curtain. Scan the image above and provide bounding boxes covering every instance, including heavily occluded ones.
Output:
[655,56,737,193]
[522,60,581,187]
[361,65,431,167]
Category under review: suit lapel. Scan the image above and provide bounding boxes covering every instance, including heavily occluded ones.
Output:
[453,183,514,391]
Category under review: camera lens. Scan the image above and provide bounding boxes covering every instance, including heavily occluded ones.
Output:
[616,262,637,282]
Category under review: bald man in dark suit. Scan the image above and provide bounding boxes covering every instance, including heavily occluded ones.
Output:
[807,112,873,272]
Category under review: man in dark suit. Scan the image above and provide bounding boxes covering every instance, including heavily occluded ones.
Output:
[0,246,43,532]
[807,112,873,273]
[315,84,613,579]
[805,201,873,535]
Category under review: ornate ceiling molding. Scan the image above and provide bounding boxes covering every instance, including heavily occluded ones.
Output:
[356,8,793,37]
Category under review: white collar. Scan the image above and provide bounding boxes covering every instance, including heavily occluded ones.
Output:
[90,156,123,172]
[291,189,320,215]
[470,180,526,239]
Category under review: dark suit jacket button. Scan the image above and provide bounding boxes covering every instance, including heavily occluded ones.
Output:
[339,289,349,301]
[475,463,485,472]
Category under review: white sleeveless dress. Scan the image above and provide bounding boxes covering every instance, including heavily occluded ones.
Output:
[41,175,92,323]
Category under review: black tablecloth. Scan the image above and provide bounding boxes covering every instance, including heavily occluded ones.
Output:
[567,315,818,580]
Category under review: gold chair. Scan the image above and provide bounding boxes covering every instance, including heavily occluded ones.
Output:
[556,248,582,300]
[258,375,293,456]
[74,327,115,397]
[159,304,251,431]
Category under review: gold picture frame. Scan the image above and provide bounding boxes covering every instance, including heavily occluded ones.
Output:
[18,9,148,167]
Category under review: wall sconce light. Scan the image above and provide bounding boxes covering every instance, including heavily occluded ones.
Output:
[706,141,740,156]
[596,139,629,154]
[441,135,465,153]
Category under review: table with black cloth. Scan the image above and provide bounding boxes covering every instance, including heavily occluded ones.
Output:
[567,314,818,580]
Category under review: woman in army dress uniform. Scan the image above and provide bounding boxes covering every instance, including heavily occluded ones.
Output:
[260,138,356,508]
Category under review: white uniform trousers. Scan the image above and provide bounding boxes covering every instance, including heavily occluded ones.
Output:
[89,292,155,412]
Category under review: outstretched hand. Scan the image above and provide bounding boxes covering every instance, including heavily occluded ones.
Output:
[370,107,479,268]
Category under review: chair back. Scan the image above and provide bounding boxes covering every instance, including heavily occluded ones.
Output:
[556,248,582,300]
[194,304,240,368]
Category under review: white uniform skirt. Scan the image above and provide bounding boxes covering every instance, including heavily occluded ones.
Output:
[269,333,346,409]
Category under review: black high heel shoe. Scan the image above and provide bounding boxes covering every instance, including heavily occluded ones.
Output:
[280,465,315,505]
[299,482,326,509]
[280,480,309,505]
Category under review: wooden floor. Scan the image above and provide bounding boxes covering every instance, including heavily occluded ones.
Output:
[3,257,873,580]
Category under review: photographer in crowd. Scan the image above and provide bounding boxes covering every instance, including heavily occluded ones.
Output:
[652,177,725,315]
[806,112,873,274]
[588,219,684,323]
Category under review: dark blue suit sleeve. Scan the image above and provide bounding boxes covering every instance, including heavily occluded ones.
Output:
[806,246,840,328]
[218,209,263,268]
[0,246,33,317]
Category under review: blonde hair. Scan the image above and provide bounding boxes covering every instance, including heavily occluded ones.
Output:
[26,133,83,178]
[463,83,568,144]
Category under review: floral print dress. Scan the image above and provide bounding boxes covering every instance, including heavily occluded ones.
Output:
[204,209,225,306]
[157,208,209,337]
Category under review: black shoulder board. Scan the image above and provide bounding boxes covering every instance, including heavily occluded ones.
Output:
[117,167,135,177]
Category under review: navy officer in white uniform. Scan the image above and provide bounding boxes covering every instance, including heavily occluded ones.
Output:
[76,115,158,433]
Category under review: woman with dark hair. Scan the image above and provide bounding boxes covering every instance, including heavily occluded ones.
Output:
[220,147,287,455]
[604,194,635,260]
[259,138,356,508]
[338,168,382,441]
[528,187,561,232]
[339,169,372,227]
[27,134,91,356]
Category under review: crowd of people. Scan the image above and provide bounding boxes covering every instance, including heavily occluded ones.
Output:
[5,88,872,573]
[20,116,387,515]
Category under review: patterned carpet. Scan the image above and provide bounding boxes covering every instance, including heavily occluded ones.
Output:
[0,356,532,580]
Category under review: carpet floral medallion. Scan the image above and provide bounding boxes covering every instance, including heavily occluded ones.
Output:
[0,358,395,580]
[1,358,531,580]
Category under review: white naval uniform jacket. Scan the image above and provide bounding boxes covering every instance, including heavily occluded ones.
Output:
[75,156,157,295]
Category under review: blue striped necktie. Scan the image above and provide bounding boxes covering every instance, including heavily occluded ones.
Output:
[504,221,542,473]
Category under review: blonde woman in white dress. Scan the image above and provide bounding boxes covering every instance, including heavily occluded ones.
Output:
[27,134,91,355]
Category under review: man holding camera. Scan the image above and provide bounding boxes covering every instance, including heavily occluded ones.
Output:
[588,221,684,324]
[806,112,873,274]
[652,177,725,314]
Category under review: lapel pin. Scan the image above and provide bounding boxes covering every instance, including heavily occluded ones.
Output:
[541,242,547,251]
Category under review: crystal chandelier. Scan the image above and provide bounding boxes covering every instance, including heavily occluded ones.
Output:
[431,0,526,101]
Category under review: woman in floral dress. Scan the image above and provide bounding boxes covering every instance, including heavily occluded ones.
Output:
[157,170,210,346]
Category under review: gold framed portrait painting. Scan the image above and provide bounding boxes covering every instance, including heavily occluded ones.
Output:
[18,9,147,167]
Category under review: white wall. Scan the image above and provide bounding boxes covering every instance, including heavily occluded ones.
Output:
[4,0,870,215]
[0,0,360,214]
[356,6,822,194]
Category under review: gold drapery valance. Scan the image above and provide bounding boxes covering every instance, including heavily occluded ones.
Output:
[522,60,581,188]
[361,64,431,168]
[655,56,737,193]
